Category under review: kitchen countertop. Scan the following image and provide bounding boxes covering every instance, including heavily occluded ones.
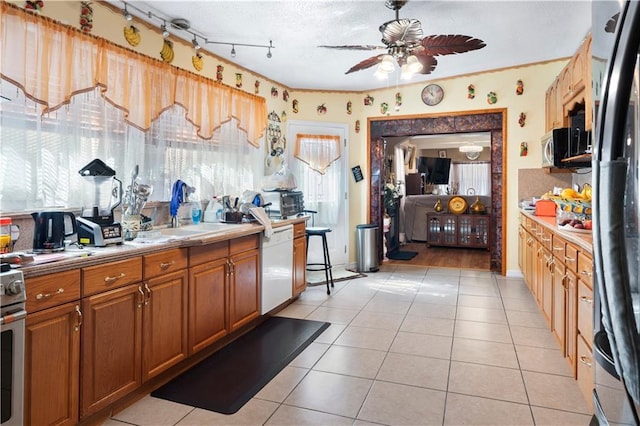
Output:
[14,217,307,279]
[520,210,592,254]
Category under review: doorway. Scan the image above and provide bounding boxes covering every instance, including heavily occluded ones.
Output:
[368,110,506,274]
[286,120,349,267]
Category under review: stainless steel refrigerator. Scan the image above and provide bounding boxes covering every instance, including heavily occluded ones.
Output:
[593,1,640,424]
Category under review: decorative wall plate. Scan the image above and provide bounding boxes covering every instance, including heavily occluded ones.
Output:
[422,84,444,106]
[448,196,468,214]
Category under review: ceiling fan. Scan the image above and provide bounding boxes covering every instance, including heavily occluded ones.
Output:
[320,0,486,76]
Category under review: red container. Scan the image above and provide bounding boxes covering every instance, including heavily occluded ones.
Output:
[535,199,557,217]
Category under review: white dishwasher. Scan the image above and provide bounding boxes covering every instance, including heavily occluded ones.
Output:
[261,224,294,314]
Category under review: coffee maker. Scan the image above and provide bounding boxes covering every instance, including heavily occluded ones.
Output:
[76,159,124,246]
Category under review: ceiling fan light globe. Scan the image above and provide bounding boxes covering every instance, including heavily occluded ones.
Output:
[379,55,395,73]
[400,64,413,80]
[406,55,423,73]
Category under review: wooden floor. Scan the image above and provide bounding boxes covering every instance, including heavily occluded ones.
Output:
[385,242,491,271]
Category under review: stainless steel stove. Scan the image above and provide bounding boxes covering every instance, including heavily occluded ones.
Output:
[1,267,26,426]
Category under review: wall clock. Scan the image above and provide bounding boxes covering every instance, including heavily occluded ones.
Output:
[421,84,444,106]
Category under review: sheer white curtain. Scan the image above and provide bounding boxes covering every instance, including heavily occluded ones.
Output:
[290,134,342,226]
[450,162,491,196]
[0,80,261,211]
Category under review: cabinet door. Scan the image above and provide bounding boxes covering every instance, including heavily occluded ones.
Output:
[143,269,189,382]
[293,236,307,296]
[442,215,457,245]
[229,248,261,332]
[552,261,567,354]
[188,258,228,354]
[426,215,444,246]
[81,284,142,417]
[457,216,473,246]
[541,248,553,325]
[518,225,525,271]
[566,270,578,377]
[25,302,80,426]
[473,216,490,248]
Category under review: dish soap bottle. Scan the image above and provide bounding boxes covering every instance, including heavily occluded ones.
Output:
[204,196,223,222]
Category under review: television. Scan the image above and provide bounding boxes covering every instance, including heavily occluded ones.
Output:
[417,156,451,184]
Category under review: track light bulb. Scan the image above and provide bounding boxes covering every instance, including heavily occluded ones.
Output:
[231,45,236,58]
[123,5,133,21]
[192,36,200,51]
[161,24,169,39]
[266,47,272,58]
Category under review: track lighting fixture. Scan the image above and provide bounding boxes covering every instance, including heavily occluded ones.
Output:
[161,21,170,39]
[120,2,274,60]
[123,4,133,21]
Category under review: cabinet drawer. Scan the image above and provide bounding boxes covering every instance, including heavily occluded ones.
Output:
[564,244,579,274]
[230,234,259,254]
[189,241,228,267]
[577,334,595,411]
[144,248,188,279]
[578,251,593,288]
[577,280,594,343]
[293,222,306,239]
[540,227,553,251]
[26,269,81,313]
[551,236,566,260]
[82,257,143,296]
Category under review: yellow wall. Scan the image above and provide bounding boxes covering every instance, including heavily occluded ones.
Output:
[20,1,570,274]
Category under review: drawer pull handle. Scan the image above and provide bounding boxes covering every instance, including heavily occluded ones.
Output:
[580,296,593,304]
[553,246,564,252]
[564,256,575,263]
[541,237,551,242]
[104,272,125,283]
[579,356,592,367]
[36,288,64,300]
[144,283,151,305]
[137,286,145,308]
[581,270,593,277]
[160,260,175,270]
[74,304,82,332]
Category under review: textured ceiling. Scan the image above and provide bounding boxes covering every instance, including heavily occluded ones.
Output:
[115,1,593,92]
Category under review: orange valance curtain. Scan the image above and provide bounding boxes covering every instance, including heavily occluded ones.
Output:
[294,133,341,174]
[0,2,266,146]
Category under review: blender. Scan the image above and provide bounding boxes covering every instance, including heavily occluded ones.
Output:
[76,159,124,246]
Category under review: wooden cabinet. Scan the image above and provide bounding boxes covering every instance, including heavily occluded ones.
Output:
[25,302,81,426]
[81,283,143,417]
[24,270,81,426]
[187,234,260,351]
[188,254,229,355]
[293,223,307,297]
[80,250,188,417]
[545,33,592,132]
[519,213,593,408]
[229,240,260,332]
[426,213,490,249]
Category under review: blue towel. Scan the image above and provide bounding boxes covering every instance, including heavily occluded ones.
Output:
[170,180,186,217]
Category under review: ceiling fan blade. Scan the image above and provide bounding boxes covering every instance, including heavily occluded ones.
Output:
[345,54,385,74]
[412,50,438,74]
[420,35,486,56]
[318,45,386,51]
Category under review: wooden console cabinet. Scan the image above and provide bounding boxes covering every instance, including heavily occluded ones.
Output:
[426,213,490,250]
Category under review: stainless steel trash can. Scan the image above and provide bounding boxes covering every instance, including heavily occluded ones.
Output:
[356,224,379,272]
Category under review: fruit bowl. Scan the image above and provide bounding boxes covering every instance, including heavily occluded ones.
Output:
[544,195,592,217]
[558,223,592,234]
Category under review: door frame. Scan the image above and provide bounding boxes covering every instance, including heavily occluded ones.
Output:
[367,109,507,274]
[286,120,349,267]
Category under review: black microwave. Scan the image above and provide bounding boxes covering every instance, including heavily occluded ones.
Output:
[541,127,592,168]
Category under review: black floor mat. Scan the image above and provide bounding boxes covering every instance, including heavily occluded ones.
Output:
[387,250,418,260]
[151,317,330,414]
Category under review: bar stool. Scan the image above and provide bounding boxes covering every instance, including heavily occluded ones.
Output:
[303,210,334,295]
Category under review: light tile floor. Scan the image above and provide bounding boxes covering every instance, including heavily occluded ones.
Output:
[105,264,594,426]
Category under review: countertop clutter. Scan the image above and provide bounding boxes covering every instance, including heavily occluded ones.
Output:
[10,218,304,279]
[520,210,592,253]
